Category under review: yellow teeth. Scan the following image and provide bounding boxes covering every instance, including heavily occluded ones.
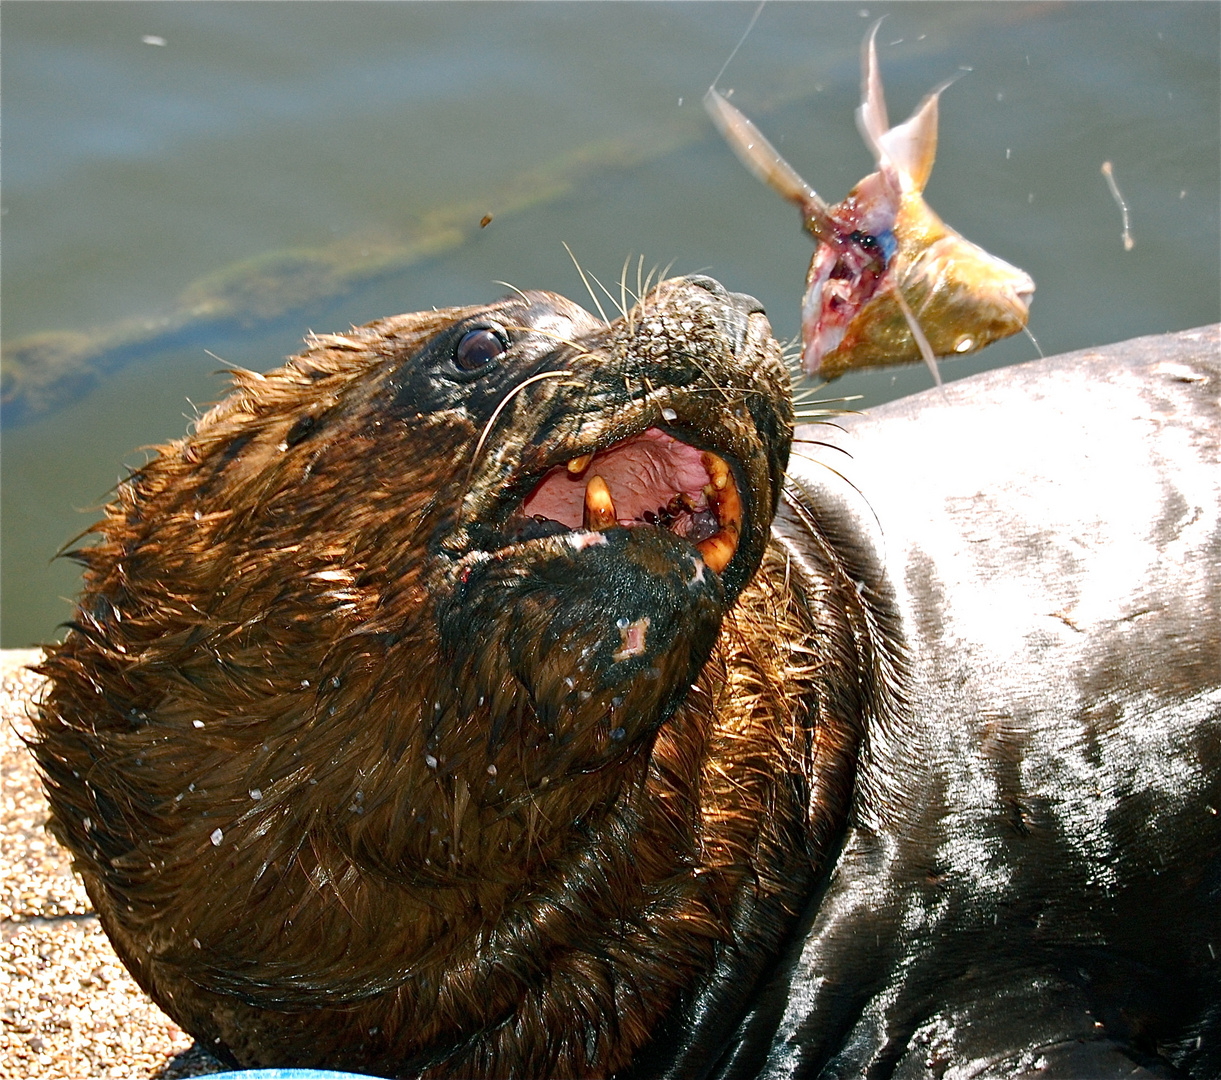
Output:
[695,451,742,574]
[695,532,737,575]
[563,449,742,574]
[583,475,617,530]
[704,452,732,492]
[567,453,594,476]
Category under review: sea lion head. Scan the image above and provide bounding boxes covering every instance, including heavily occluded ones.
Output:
[36,274,799,1074]
[429,274,790,779]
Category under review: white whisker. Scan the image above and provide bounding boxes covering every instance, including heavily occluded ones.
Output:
[619,255,633,329]
[563,242,609,325]
[586,267,627,321]
[464,370,574,491]
[493,280,534,304]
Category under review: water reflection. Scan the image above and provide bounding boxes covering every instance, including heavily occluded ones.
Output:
[2,2,1217,645]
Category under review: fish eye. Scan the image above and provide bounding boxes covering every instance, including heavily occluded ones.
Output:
[454,325,509,373]
[847,229,897,264]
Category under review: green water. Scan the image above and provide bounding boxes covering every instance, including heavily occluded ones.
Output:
[2,1,1218,645]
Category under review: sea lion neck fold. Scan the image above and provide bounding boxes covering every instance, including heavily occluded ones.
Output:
[37,275,881,1077]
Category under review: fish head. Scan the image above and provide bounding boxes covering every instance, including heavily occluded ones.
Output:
[705,21,1034,382]
[805,170,1036,380]
[802,22,1034,379]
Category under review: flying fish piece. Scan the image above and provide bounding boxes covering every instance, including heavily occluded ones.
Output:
[707,23,1035,382]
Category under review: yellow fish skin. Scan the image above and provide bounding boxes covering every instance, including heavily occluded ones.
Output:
[707,22,1035,383]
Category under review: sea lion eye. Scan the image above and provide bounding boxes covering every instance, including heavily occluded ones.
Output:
[454,326,509,373]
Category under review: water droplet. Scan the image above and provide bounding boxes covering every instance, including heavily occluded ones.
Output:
[425,754,438,769]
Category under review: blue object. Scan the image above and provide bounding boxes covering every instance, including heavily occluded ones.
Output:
[206,1071,387,1080]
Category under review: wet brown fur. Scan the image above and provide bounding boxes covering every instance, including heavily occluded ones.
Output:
[34,283,877,1077]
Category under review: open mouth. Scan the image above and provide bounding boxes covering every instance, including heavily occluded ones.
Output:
[514,427,743,574]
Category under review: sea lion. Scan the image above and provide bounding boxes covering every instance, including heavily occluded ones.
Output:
[33,275,849,1077]
[32,284,1221,1076]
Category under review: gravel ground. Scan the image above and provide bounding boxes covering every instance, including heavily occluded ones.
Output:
[1,650,225,1079]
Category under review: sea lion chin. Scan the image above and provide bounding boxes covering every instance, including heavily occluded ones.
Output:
[33,275,871,1077]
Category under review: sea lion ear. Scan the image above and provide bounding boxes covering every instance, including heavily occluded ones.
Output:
[855,19,947,196]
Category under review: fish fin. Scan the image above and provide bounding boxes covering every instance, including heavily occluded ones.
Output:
[857,17,957,194]
[892,286,943,386]
[875,80,954,194]
[857,19,890,152]
[704,88,836,241]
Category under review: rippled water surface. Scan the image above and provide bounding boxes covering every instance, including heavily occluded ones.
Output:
[3,1,1218,645]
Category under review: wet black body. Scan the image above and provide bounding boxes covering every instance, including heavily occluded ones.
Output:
[679,326,1220,1079]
